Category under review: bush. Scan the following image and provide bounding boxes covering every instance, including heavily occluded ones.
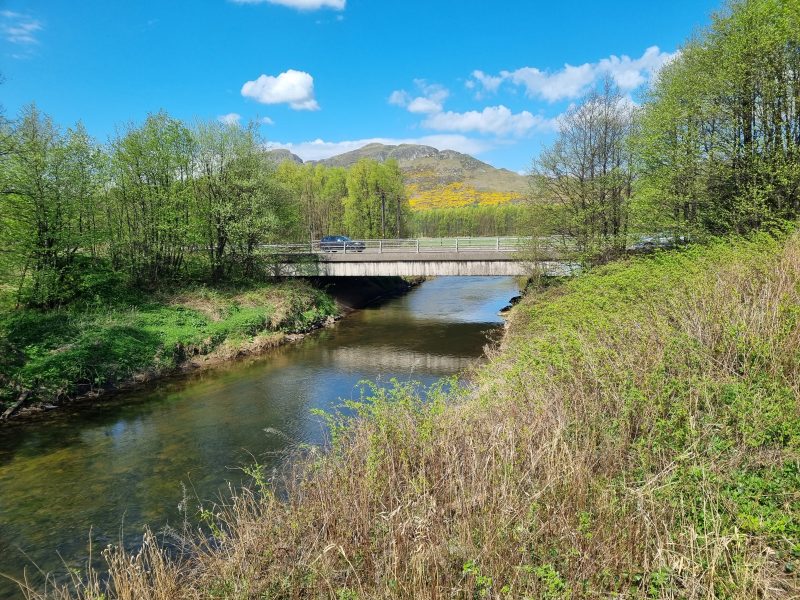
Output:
[34,232,800,599]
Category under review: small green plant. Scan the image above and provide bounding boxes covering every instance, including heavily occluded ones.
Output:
[532,564,568,599]
[241,461,270,496]
[647,567,672,598]
[463,560,494,598]
[198,507,224,539]
[335,588,358,600]
[577,511,593,540]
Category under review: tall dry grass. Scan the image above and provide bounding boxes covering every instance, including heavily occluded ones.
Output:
[26,233,800,599]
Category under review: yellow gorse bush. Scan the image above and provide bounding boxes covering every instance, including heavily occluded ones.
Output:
[407,182,521,211]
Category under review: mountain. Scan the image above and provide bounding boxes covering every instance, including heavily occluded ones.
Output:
[266,149,304,164]
[267,143,529,210]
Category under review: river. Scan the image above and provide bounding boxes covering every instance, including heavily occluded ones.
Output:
[0,276,519,599]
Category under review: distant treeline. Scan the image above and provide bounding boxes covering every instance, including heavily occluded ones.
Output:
[2,0,798,303]
[0,108,408,307]
[409,204,530,238]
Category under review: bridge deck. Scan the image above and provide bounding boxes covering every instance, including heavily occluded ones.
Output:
[260,237,567,277]
[313,250,521,262]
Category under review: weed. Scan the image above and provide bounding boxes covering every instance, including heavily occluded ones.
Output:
[25,233,800,599]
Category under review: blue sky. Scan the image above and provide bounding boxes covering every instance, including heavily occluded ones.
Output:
[1,0,721,172]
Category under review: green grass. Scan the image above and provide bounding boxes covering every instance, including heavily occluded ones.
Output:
[0,281,337,409]
[27,232,800,599]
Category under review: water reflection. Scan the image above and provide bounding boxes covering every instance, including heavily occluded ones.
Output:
[0,276,518,599]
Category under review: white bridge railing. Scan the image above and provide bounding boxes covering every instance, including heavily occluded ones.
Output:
[260,237,539,255]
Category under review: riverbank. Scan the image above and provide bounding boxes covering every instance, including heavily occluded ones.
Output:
[0,277,415,422]
[35,232,800,599]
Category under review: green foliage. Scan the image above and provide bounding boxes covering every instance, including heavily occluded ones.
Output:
[462,560,494,598]
[410,203,532,237]
[635,0,800,236]
[275,161,346,240]
[532,79,634,264]
[724,463,800,539]
[108,111,195,284]
[529,564,568,599]
[344,159,409,239]
[522,0,800,255]
[193,121,298,281]
[0,107,319,304]
[0,105,107,307]
[0,281,337,407]
[275,158,411,241]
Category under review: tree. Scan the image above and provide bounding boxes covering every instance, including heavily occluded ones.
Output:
[275,162,346,241]
[636,0,800,236]
[225,154,295,278]
[532,79,635,263]
[409,204,531,237]
[343,159,409,239]
[108,112,195,284]
[0,105,106,306]
[377,159,408,238]
[192,121,297,280]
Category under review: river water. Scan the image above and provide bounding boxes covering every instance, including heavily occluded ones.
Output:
[0,276,519,599]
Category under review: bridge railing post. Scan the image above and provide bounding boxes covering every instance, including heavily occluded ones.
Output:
[456,238,459,252]
[379,240,383,254]
[496,237,500,251]
[416,239,420,253]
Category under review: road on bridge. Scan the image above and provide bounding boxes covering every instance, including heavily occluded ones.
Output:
[261,237,564,257]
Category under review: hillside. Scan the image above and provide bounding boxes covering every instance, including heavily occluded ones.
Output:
[265,149,303,164]
[267,143,529,210]
[47,232,800,598]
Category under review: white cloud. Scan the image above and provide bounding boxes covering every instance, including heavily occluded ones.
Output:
[269,135,495,162]
[389,78,557,139]
[470,46,678,102]
[423,105,556,137]
[1,10,43,47]
[230,0,345,10]
[597,46,678,90]
[507,63,596,102]
[218,113,242,126]
[218,114,275,126]
[241,69,320,111]
[388,80,449,115]
[388,90,410,107]
[471,70,504,94]
[407,97,444,114]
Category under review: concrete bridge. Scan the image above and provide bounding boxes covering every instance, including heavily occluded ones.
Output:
[260,237,569,277]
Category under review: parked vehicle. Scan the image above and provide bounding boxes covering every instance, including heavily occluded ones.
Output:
[630,234,689,252]
[319,235,366,253]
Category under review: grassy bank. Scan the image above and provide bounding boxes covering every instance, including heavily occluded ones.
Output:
[0,280,338,417]
[30,233,800,599]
